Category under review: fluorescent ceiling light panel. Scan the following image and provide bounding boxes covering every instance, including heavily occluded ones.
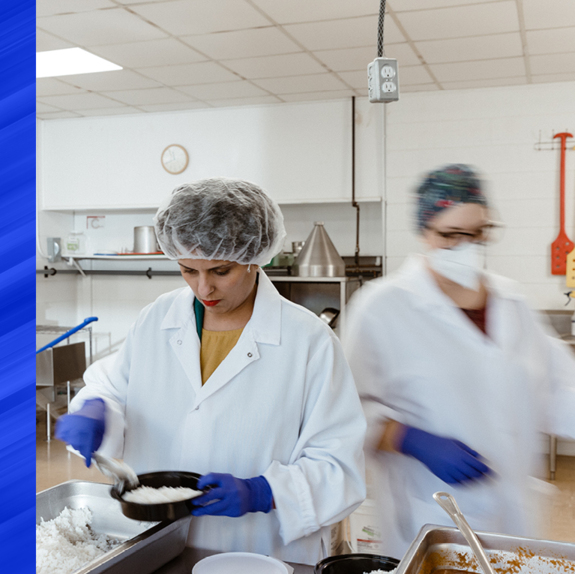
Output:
[37,47,122,78]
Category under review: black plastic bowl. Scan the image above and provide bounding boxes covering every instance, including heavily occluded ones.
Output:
[315,553,401,574]
[111,471,202,522]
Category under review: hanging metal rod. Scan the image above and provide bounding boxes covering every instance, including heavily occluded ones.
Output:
[38,266,181,279]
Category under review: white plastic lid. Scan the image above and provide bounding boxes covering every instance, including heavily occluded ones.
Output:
[192,553,293,574]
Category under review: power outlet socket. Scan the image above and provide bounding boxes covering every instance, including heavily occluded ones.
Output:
[367,57,399,103]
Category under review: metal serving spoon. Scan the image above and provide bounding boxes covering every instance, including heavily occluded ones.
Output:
[92,452,139,490]
[433,491,497,574]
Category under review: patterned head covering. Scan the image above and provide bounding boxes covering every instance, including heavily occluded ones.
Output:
[416,164,488,232]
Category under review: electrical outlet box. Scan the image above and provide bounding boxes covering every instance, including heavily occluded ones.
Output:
[367,57,399,103]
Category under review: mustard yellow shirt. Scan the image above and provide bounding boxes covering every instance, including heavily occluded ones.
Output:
[200,328,244,385]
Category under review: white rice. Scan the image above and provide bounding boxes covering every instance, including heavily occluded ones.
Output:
[36,506,120,574]
[364,569,397,574]
[123,485,202,504]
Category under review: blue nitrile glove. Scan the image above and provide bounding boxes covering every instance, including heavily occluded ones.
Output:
[191,473,273,517]
[399,426,491,485]
[55,398,106,468]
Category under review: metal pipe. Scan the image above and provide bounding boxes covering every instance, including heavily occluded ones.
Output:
[351,96,360,266]
[37,268,182,278]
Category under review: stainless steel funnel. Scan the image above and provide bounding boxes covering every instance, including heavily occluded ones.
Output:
[292,222,346,277]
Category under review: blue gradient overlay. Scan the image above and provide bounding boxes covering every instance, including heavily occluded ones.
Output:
[0,0,36,571]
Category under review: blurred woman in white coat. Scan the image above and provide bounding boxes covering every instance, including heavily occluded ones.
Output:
[344,164,575,558]
[56,178,366,566]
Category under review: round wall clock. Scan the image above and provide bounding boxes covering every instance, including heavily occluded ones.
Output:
[161,144,189,174]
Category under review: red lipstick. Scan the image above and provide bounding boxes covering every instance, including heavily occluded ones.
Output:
[202,299,221,307]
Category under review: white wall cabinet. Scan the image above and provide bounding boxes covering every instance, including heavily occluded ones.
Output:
[40,98,383,211]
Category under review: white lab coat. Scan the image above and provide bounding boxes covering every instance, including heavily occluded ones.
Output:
[343,255,575,559]
[71,271,366,565]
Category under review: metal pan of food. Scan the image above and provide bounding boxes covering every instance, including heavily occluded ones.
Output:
[111,471,203,522]
[396,524,575,574]
[36,480,192,574]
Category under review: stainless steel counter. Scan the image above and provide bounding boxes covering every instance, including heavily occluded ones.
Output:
[151,547,315,574]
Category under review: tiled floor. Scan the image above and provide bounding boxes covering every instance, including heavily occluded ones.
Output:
[36,430,575,544]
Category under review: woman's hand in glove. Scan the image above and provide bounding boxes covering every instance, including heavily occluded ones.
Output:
[191,473,273,517]
[55,398,106,467]
[399,426,492,485]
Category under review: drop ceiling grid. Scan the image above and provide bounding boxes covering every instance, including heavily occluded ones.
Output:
[35,0,575,118]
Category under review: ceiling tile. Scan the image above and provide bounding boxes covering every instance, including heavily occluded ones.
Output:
[113,0,174,4]
[57,70,161,91]
[39,92,128,110]
[37,111,82,119]
[89,39,207,69]
[178,81,268,100]
[36,78,85,96]
[138,62,239,86]
[401,84,440,92]
[279,90,356,102]
[182,28,301,60]
[221,53,327,79]
[37,8,168,47]
[314,44,420,72]
[284,15,405,51]
[391,0,504,10]
[523,0,575,30]
[416,33,523,64]
[36,29,74,51]
[336,70,369,89]
[252,74,349,94]
[101,87,194,106]
[208,96,283,107]
[441,76,526,90]
[526,27,575,55]
[77,106,143,117]
[138,102,211,112]
[531,71,575,84]
[37,101,62,113]
[250,0,378,24]
[398,65,434,85]
[37,0,116,17]
[530,53,575,75]
[430,56,525,82]
[129,0,270,36]
[396,1,519,41]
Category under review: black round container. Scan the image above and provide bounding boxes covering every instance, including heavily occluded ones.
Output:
[315,553,401,574]
[111,471,202,521]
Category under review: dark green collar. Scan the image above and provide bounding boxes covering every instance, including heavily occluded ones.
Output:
[193,297,204,342]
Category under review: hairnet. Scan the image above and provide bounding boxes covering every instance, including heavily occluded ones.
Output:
[154,178,286,266]
[415,164,488,233]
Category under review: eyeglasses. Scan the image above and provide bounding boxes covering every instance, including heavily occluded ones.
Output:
[426,221,504,248]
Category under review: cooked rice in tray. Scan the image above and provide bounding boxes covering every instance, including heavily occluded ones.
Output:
[36,507,120,574]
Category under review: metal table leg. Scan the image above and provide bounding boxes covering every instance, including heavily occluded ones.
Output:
[549,435,557,480]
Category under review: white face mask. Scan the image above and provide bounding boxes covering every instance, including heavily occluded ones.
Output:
[427,242,485,291]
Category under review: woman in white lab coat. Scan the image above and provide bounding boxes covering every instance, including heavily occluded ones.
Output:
[56,178,366,566]
[344,164,575,558]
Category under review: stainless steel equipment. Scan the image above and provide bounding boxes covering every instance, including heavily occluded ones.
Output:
[396,524,575,574]
[433,493,495,574]
[37,480,192,574]
[134,226,159,254]
[292,222,346,278]
[292,241,305,256]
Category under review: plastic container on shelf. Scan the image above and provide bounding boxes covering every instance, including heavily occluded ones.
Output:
[65,231,86,256]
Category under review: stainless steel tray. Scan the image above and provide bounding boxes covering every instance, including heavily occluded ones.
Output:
[37,480,192,574]
[397,524,575,574]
